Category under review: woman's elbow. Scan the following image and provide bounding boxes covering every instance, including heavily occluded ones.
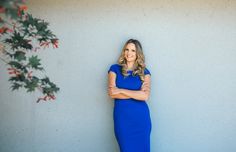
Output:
[108,94,116,99]
[143,96,149,101]
[143,93,150,101]
[107,92,113,98]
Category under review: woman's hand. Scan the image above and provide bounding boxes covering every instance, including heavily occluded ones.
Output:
[141,82,150,92]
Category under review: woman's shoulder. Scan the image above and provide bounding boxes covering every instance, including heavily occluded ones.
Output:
[144,66,151,75]
[108,63,121,74]
[112,63,120,66]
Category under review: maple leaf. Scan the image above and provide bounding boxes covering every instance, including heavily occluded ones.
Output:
[11,82,22,91]
[13,51,26,61]
[28,55,43,70]
[24,77,39,92]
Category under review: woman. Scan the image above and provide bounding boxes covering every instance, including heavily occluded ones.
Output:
[107,39,152,152]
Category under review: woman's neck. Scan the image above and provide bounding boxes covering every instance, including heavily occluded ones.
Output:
[127,62,134,70]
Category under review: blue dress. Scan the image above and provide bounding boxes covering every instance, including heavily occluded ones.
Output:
[108,64,152,152]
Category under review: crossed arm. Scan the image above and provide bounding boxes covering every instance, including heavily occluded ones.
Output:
[107,71,151,101]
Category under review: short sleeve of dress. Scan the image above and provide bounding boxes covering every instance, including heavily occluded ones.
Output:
[144,68,151,76]
[108,64,117,74]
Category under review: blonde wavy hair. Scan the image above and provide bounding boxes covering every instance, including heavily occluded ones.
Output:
[117,39,146,82]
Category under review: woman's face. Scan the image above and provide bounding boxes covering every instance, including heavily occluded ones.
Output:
[124,43,137,62]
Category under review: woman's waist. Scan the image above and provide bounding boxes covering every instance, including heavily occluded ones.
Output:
[114,98,148,106]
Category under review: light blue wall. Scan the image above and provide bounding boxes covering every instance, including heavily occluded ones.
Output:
[0,0,236,152]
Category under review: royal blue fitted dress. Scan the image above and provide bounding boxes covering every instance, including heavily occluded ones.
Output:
[108,64,152,152]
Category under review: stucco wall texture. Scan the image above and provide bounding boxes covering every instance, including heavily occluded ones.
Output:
[0,0,235,152]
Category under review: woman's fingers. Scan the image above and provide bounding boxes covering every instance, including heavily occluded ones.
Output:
[141,86,149,91]
[141,82,147,88]
[141,82,150,91]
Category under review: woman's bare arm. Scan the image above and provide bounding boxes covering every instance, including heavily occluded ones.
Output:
[120,75,151,101]
[108,71,130,99]
[108,71,151,101]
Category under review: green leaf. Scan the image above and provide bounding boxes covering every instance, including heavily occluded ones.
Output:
[5,8,18,20]
[5,31,33,50]
[13,51,26,61]
[0,0,25,19]
[28,55,43,70]
[11,82,22,91]
[41,77,50,84]
[24,77,39,92]
[9,74,25,82]
[8,61,23,69]
[8,61,27,72]
[40,77,60,94]
[20,13,56,42]
[9,76,20,82]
